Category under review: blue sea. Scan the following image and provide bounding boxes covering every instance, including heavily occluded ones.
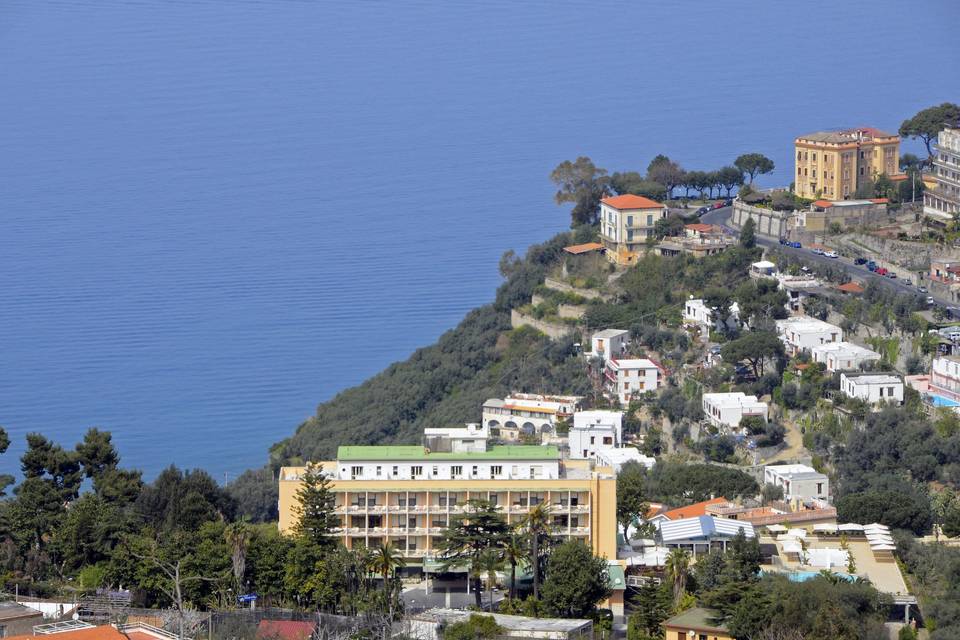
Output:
[1,0,957,480]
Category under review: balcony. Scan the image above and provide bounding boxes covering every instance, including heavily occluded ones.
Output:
[404,549,427,558]
[570,504,590,513]
[570,527,590,535]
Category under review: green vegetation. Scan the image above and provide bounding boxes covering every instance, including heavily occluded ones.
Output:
[899,103,960,158]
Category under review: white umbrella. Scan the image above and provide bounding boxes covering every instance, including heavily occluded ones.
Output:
[813,524,838,533]
[871,544,896,551]
[838,523,864,532]
[787,528,808,539]
[781,541,803,554]
[767,524,788,533]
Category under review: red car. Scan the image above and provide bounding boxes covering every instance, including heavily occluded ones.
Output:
[876,267,888,276]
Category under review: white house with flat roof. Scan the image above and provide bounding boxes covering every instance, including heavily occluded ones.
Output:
[683,298,741,333]
[775,316,843,356]
[811,341,881,372]
[588,329,630,363]
[702,392,768,429]
[764,464,830,501]
[840,373,904,405]
[750,260,777,278]
[595,447,655,472]
[422,423,489,453]
[604,358,663,404]
[569,410,622,460]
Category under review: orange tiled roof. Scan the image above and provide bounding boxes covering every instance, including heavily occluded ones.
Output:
[6,627,127,640]
[869,198,890,204]
[601,194,664,210]
[887,174,908,182]
[257,621,316,640]
[837,282,865,293]
[685,223,714,233]
[660,497,728,521]
[812,200,834,208]
[563,242,604,255]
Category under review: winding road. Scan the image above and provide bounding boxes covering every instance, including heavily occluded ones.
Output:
[700,205,938,304]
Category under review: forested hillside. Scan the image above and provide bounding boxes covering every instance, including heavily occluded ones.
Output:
[269,228,596,466]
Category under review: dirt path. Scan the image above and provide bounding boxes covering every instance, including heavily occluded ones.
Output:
[765,418,807,463]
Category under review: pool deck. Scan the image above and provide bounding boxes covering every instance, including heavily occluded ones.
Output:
[760,536,909,597]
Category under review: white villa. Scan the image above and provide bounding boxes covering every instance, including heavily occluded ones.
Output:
[683,298,741,333]
[775,316,843,356]
[422,423,489,453]
[702,392,768,429]
[481,393,582,441]
[596,447,655,472]
[811,341,881,372]
[604,358,664,404]
[840,373,904,406]
[764,464,830,501]
[569,410,622,460]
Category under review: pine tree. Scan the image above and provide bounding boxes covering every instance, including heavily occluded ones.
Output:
[292,463,338,550]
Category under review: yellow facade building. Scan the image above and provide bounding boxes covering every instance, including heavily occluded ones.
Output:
[598,194,668,266]
[794,127,904,201]
[278,445,618,563]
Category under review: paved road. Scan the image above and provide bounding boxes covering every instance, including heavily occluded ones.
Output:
[699,205,939,304]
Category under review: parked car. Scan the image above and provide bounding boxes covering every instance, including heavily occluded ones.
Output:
[811,247,824,255]
[790,241,802,248]
[867,263,878,272]
[887,272,898,279]
[928,296,936,305]
[876,267,888,276]
[712,202,724,209]
[723,199,733,206]
[854,257,868,265]
[824,251,839,258]
[696,206,710,215]
[779,238,789,245]
[919,286,929,293]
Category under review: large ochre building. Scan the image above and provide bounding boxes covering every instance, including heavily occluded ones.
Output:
[794,127,903,200]
[278,445,618,563]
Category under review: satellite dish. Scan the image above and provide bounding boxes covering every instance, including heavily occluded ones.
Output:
[72,613,80,621]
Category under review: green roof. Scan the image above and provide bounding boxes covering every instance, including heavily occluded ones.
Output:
[664,608,728,632]
[606,564,625,590]
[337,445,559,462]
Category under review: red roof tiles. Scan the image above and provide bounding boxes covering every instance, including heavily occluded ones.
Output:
[601,194,664,210]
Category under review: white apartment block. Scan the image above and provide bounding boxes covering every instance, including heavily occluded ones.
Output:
[683,298,740,332]
[589,329,630,362]
[931,356,960,402]
[569,410,623,460]
[775,316,843,355]
[702,392,768,429]
[481,393,582,441]
[422,423,488,454]
[840,373,904,405]
[764,464,830,501]
[810,341,881,372]
[604,358,663,404]
[923,127,960,224]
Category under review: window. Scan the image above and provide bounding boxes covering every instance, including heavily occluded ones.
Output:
[408,496,417,507]
[489,494,498,506]
[438,495,448,507]
[411,466,423,477]
[471,465,479,476]
[375,465,382,477]
[452,465,463,477]
[408,516,417,528]
[590,436,595,444]
[603,436,613,445]
[646,214,653,225]
[351,466,362,479]
[627,215,633,226]
[492,465,503,476]
[392,466,399,477]
[432,465,438,476]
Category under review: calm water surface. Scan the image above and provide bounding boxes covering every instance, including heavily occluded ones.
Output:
[1,0,957,478]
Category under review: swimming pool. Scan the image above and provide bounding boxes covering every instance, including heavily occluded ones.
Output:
[760,570,854,582]
[928,394,960,408]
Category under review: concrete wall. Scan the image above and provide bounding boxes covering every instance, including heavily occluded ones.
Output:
[558,304,586,319]
[510,309,573,339]
[731,201,791,238]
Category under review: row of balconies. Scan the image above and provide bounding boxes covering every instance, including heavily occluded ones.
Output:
[332,526,591,536]
[335,503,590,514]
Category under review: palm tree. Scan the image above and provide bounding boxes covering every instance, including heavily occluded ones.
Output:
[369,541,405,592]
[502,533,525,601]
[477,547,503,611]
[522,502,552,600]
[664,548,690,608]
[224,520,251,593]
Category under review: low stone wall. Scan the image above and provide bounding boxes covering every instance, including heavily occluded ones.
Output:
[836,232,947,272]
[510,309,573,339]
[731,201,792,238]
[531,294,546,306]
[558,304,586,319]
[543,277,608,300]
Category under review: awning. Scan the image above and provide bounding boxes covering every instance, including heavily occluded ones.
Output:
[813,524,838,533]
[838,523,863,532]
[766,524,788,533]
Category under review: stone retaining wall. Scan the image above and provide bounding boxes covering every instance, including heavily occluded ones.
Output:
[510,309,574,339]
[543,277,608,300]
[558,304,586,319]
[731,201,792,238]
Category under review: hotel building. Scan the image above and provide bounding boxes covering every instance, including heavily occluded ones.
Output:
[277,445,618,566]
[924,127,960,225]
[481,393,582,441]
[794,127,903,201]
